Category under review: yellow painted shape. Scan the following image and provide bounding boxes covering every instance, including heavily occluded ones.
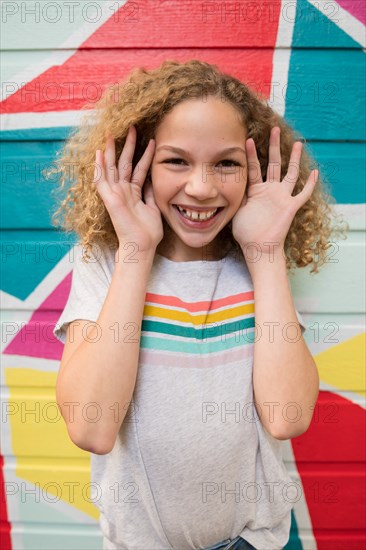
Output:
[315,333,366,397]
[4,368,99,519]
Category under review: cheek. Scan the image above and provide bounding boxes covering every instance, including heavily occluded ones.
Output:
[150,171,171,208]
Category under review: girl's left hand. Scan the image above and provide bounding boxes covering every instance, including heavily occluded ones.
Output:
[231,126,318,255]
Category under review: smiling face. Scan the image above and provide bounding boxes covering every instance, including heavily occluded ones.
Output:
[150,95,248,261]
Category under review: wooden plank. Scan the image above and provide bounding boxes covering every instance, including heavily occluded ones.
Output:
[2,0,364,50]
[289,231,366,314]
[293,466,365,529]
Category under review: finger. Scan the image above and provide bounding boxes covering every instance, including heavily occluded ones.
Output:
[93,150,105,186]
[245,138,263,185]
[131,138,156,189]
[118,125,136,182]
[283,141,302,192]
[104,135,118,185]
[292,169,318,209]
[93,150,110,199]
[266,126,281,183]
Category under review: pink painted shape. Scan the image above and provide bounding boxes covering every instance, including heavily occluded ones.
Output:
[3,272,72,360]
[336,0,366,25]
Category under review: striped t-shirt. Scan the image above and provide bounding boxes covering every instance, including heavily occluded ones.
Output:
[53,243,305,550]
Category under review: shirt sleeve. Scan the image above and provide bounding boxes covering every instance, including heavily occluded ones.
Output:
[53,243,113,345]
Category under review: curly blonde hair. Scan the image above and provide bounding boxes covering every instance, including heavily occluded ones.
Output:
[48,59,347,272]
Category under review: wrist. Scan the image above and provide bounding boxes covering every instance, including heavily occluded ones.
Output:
[115,241,156,267]
[241,243,287,279]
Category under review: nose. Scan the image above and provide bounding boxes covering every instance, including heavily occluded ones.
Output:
[184,167,219,201]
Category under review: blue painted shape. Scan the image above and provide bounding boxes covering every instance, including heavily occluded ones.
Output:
[304,142,366,204]
[285,48,366,141]
[293,0,363,49]
[1,230,77,300]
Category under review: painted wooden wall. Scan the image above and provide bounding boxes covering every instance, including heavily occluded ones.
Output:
[1,1,365,549]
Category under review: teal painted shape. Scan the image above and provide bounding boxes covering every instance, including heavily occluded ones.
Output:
[284,509,303,550]
[304,142,366,204]
[2,138,364,235]
[293,0,363,48]
[1,140,70,229]
[0,127,75,141]
[285,48,366,141]
[1,230,77,300]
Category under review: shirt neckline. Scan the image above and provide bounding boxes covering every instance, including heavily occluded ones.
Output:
[153,248,235,269]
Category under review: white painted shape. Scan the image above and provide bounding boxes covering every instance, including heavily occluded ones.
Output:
[300,312,366,355]
[1,0,128,50]
[1,1,128,104]
[269,1,297,115]
[0,109,95,129]
[334,203,366,231]
[0,50,77,102]
[1,354,61,374]
[290,231,366,313]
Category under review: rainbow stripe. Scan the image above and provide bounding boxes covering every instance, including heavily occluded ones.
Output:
[139,291,255,368]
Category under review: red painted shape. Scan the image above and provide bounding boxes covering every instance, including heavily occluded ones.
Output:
[0,454,12,550]
[3,271,72,360]
[81,0,282,48]
[1,0,281,114]
[291,391,366,550]
[1,49,275,114]
[336,0,366,25]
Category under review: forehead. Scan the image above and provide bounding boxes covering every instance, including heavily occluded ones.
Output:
[155,97,247,142]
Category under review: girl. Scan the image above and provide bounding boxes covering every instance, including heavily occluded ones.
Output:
[51,60,344,550]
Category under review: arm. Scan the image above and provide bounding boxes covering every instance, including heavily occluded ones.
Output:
[245,250,319,440]
[56,126,163,455]
[56,246,155,455]
[231,125,321,440]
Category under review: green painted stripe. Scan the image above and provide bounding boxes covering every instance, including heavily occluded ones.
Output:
[140,331,255,354]
[141,317,255,340]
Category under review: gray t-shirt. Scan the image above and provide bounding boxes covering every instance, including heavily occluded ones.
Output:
[53,243,306,550]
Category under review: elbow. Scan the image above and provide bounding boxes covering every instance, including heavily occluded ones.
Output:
[56,390,115,455]
[269,420,311,440]
[68,427,114,455]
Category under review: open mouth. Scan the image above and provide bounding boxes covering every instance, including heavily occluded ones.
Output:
[173,205,224,222]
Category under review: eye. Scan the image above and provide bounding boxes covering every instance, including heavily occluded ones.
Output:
[218,160,241,168]
[164,158,186,165]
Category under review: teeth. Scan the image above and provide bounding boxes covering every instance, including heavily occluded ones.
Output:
[176,205,218,221]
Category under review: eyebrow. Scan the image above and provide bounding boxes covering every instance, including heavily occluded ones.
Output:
[156,145,246,155]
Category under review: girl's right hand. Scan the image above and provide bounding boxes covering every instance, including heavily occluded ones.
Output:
[94,125,164,255]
